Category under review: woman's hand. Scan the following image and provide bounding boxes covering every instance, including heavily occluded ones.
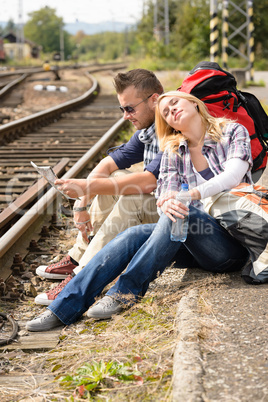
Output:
[158,192,189,222]
[157,191,178,207]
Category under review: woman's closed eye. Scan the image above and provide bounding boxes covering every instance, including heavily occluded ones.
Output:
[166,99,179,116]
[163,108,169,118]
[161,97,180,118]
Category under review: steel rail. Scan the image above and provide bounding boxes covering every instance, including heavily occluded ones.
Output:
[0,116,125,259]
[0,72,99,144]
[0,67,45,77]
[0,65,128,264]
[0,158,70,232]
[0,62,127,77]
[0,73,29,99]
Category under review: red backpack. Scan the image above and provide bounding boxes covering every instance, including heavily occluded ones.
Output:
[178,61,268,174]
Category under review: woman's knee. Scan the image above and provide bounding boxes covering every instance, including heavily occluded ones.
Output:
[204,248,249,274]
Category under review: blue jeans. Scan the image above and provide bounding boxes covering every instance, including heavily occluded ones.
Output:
[49,207,248,325]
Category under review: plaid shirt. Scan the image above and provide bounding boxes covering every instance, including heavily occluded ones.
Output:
[139,123,159,168]
[156,123,253,209]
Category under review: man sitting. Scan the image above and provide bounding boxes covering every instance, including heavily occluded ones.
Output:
[34,68,164,305]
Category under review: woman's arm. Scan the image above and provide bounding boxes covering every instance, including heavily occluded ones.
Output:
[191,158,250,200]
[190,123,253,200]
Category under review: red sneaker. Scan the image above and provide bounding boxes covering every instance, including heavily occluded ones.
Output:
[34,274,73,305]
[36,255,78,280]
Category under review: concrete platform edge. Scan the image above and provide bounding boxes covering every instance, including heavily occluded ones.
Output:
[172,288,204,402]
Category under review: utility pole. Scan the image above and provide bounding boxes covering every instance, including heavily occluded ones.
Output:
[60,24,64,62]
[153,0,169,45]
[247,0,254,81]
[210,0,219,62]
[164,0,169,45]
[222,0,229,69]
[210,0,255,80]
[16,0,24,60]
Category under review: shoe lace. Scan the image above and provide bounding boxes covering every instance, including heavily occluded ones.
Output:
[50,255,71,269]
[100,296,118,309]
[46,275,72,297]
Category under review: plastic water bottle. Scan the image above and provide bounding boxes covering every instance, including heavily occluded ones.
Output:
[170,183,191,242]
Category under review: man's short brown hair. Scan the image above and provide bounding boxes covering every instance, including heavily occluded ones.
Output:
[114,69,163,97]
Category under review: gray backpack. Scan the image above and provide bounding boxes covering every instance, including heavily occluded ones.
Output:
[203,183,268,284]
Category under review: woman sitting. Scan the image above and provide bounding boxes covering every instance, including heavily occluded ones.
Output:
[26,91,255,332]
[156,91,268,285]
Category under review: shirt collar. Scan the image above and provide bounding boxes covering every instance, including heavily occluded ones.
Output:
[177,131,218,155]
[139,123,156,144]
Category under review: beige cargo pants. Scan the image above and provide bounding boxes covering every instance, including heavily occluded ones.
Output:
[68,170,159,274]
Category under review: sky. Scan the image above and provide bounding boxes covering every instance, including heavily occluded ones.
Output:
[1,0,145,25]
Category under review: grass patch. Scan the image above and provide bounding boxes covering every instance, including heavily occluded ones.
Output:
[246,79,266,87]
[2,268,232,401]
[59,360,143,399]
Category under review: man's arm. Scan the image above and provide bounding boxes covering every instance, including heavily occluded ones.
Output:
[55,155,157,243]
[61,156,120,210]
[89,169,157,194]
[87,154,157,193]
[87,155,120,179]
[58,156,121,243]
[67,130,146,203]
[55,129,159,199]
[55,169,157,199]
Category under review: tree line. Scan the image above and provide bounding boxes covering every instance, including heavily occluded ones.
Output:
[1,1,268,69]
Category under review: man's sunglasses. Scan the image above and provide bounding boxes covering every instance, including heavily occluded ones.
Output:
[119,93,153,114]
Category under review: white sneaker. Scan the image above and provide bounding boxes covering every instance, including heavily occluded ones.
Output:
[26,310,63,332]
[86,296,123,319]
[35,292,53,306]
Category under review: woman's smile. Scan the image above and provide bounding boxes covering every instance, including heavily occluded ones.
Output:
[174,110,182,120]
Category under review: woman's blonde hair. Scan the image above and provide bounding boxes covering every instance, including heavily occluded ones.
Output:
[155,91,233,152]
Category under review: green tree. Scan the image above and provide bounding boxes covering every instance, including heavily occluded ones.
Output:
[23,6,73,57]
[4,19,16,35]
[135,0,178,59]
[134,0,210,64]
[171,0,210,65]
[134,0,268,67]
[75,30,130,62]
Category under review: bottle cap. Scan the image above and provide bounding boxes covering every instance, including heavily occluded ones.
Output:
[181,183,189,190]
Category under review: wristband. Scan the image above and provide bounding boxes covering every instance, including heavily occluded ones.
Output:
[74,218,91,225]
[73,203,91,212]
[73,206,88,212]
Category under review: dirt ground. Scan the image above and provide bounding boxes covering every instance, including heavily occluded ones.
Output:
[0,68,268,401]
[0,67,95,124]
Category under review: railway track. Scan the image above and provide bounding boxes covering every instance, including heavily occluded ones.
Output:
[0,66,128,281]
[0,62,127,116]
[0,73,29,115]
[0,73,28,91]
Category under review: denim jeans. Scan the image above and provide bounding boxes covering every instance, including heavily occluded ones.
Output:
[49,207,249,325]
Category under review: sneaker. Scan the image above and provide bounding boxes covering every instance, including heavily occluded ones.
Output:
[36,255,78,279]
[86,295,123,319]
[26,309,63,332]
[35,274,73,305]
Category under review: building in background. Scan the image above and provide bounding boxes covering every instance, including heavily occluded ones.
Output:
[3,32,41,60]
[0,37,5,61]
